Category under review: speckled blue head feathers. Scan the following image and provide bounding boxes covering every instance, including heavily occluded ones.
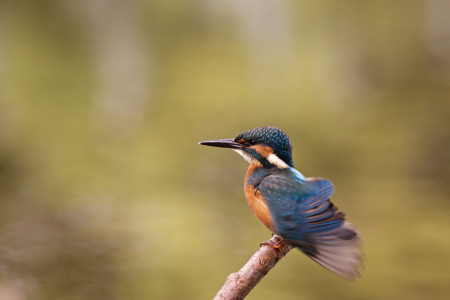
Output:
[234,127,294,168]
[199,126,294,169]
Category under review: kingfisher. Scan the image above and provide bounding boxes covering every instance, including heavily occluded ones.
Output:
[199,126,363,281]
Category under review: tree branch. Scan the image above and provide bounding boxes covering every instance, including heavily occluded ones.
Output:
[213,235,295,300]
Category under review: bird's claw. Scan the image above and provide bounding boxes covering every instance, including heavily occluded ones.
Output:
[260,239,286,255]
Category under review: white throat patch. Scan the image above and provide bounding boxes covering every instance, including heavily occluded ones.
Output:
[233,149,289,169]
[267,153,290,169]
[233,149,259,165]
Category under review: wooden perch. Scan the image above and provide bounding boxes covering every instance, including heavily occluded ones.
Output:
[213,235,295,300]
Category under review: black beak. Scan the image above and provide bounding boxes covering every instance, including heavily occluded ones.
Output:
[198,138,243,150]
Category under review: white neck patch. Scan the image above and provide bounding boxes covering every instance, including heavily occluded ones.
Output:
[233,149,289,169]
[267,153,290,169]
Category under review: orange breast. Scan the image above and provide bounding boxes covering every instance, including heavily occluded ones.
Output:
[244,165,276,233]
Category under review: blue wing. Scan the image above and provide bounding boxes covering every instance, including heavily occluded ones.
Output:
[258,172,363,281]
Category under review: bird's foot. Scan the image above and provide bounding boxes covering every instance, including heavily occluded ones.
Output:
[261,239,286,255]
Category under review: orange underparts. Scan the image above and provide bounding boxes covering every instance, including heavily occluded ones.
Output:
[244,164,275,233]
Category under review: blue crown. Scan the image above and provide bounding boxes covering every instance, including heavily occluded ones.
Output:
[235,127,294,167]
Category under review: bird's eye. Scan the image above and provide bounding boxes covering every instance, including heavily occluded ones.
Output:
[249,139,257,145]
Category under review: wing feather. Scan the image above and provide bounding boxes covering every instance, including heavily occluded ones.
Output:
[258,174,363,281]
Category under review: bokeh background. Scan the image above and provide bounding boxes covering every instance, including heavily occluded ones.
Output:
[1,1,450,299]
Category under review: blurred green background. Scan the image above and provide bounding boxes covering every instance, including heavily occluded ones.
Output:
[1,1,450,299]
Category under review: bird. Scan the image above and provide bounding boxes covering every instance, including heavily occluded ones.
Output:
[199,126,363,281]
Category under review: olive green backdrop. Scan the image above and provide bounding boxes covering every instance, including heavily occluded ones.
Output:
[1,1,449,299]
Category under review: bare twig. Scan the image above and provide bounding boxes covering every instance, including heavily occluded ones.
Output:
[213,235,295,300]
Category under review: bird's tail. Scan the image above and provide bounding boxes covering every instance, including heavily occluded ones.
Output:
[290,221,364,281]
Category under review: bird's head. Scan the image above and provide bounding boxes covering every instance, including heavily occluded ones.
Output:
[199,126,293,169]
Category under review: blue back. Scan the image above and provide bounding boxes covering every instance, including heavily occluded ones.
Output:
[255,168,336,241]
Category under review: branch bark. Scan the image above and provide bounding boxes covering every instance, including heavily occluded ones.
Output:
[213,235,295,300]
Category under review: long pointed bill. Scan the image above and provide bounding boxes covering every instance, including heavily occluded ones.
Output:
[198,138,243,150]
